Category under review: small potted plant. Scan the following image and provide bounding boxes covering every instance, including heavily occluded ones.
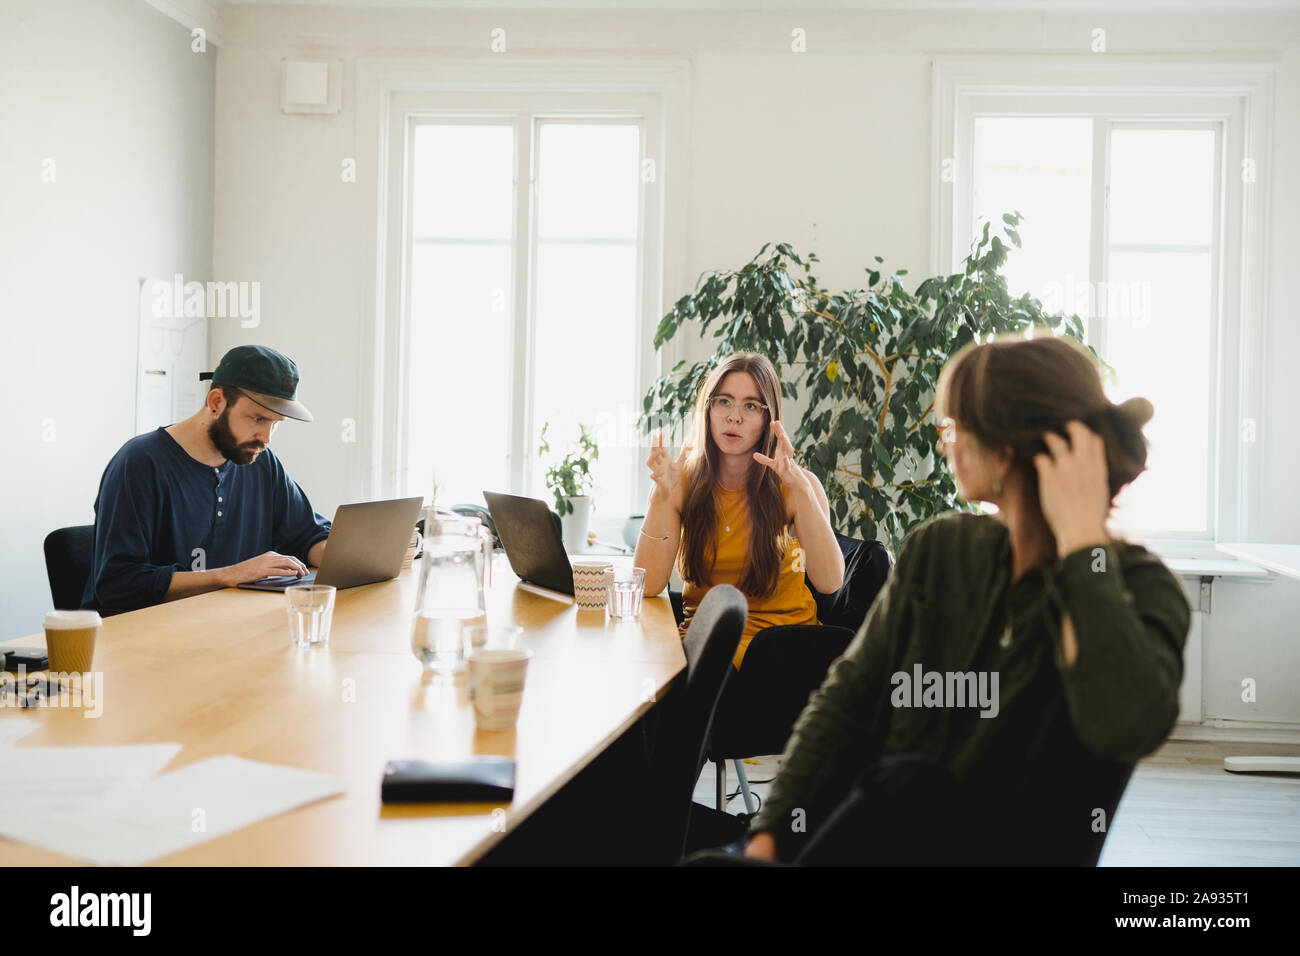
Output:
[539,422,599,553]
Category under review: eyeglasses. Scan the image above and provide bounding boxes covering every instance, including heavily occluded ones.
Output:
[708,396,770,419]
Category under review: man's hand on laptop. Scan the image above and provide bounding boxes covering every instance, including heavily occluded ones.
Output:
[221,551,310,586]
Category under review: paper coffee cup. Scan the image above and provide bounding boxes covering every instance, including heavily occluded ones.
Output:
[401,528,421,571]
[43,610,101,673]
[571,559,614,610]
[466,649,530,731]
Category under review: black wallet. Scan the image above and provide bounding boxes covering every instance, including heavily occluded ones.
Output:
[381,757,516,803]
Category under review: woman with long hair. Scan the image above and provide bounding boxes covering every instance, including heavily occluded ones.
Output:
[633,352,845,669]
[740,333,1191,865]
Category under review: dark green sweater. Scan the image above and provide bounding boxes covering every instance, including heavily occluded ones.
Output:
[751,512,1191,859]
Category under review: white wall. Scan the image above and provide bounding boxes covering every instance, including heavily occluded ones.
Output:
[0,0,215,639]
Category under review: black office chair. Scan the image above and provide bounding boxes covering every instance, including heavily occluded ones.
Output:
[43,525,95,611]
[418,503,560,552]
[634,584,749,864]
[415,504,511,553]
[677,534,894,812]
[708,622,858,811]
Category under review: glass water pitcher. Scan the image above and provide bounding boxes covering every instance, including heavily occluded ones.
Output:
[411,509,492,681]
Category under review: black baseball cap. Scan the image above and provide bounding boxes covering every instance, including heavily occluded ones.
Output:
[199,345,314,422]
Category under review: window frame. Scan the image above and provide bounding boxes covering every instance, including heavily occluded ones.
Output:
[395,101,653,509]
[934,59,1276,555]
[355,57,691,515]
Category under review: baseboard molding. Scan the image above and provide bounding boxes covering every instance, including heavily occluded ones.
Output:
[1169,720,1300,744]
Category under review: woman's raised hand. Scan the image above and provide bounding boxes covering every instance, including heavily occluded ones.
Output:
[1034,421,1110,556]
[753,421,812,496]
[647,429,690,503]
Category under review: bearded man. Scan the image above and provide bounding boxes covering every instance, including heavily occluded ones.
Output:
[82,345,330,614]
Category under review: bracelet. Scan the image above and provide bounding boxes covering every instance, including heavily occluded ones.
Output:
[639,528,671,541]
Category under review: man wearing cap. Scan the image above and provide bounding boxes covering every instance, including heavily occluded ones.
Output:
[82,345,332,614]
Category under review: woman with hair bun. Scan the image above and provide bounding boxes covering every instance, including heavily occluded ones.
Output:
[741,333,1191,866]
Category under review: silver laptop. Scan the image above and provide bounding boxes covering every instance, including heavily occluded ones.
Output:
[238,497,424,592]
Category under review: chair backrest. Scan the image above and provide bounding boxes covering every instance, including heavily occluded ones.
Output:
[708,622,858,758]
[647,584,747,863]
[43,525,96,611]
[809,534,892,632]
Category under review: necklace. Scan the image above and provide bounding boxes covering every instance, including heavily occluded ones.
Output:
[717,490,745,534]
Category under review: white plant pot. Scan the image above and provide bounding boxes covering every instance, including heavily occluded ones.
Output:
[560,495,592,553]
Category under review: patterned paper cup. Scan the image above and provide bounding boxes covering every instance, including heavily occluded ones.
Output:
[571,559,614,610]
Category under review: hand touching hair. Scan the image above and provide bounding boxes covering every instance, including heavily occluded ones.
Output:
[936,334,1153,505]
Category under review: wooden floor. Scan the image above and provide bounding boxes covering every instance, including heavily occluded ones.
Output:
[1098,739,1300,866]
[693,740,1300,866]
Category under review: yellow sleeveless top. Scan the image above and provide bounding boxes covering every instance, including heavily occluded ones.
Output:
[678,477,820,669]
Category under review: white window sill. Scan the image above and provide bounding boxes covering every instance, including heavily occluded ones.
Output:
[1132,538,1272,580]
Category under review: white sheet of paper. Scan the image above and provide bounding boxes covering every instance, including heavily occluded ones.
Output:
[0,717,37,748]
[0,755,346,865]
[0,743,181,813]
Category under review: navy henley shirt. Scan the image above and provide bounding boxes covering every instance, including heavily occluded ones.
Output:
[81,427,331,614]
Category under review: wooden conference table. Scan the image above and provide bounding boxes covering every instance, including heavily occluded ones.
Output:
[0,554,684,866]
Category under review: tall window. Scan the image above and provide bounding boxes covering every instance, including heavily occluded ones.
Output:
[966,110,1224,538]
[401,112,649,515]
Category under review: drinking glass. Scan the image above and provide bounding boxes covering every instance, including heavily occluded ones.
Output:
[286,585,336,646]
[607,567,646,622]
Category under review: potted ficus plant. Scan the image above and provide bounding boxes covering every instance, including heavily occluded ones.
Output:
[538,422,600,552]
[642,213,1098,554]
